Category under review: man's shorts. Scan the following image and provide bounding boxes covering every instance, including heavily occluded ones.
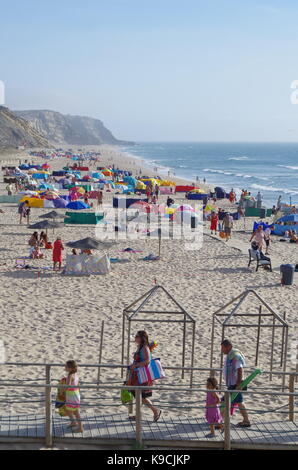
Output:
[228,385,244,404]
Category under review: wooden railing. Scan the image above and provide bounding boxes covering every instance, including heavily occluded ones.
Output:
[0,362,297,449]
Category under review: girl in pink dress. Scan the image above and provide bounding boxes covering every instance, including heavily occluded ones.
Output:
[205,377,223,436]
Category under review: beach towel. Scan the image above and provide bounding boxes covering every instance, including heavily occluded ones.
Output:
[121,248,142,253]
[142,253,160,261]
[55,378,67,417]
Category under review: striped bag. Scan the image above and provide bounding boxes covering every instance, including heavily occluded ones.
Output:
[136,358,165,384]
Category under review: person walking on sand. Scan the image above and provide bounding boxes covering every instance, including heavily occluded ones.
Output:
[18,200,30,225]
[6,183,13,196]
[205,377,223,437]
[250,225,266,252]
[264,224,272,255]
[221,339,251,428]
[222,213,233,241]
[127,330,162,422]
[229,189,236,204]
[210,211,219,235]
[53,236,64,271]
[63,360,83,433]
[97,190,103,209]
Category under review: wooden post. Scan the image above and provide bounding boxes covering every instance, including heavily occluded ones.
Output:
[289,374,295,422]
[97,320,105,384]
[255,306,261,366]
[182,313,186,379]
[270,315,276,381]
[121,313,125,379]
[190,322,196,388]
[135,389,142,447]
[224,391,231,450]
[45,365,52,448]
[281,311,286,367]
[219,326,225,387]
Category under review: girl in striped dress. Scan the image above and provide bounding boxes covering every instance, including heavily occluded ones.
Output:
[64,360,83,433]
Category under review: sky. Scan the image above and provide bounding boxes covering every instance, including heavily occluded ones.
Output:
[1,0,298,142]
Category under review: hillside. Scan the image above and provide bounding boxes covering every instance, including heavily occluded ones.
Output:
[0,106,49,148]
[15,109,133,146]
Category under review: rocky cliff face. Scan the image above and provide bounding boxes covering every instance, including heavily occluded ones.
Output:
[0,106,49,148]
[15,110,133,146]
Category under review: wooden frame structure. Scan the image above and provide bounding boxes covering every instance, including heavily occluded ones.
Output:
[121,285,196,385]
[210,290,289,384]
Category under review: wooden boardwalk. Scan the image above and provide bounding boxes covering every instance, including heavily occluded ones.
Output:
[0,412,297,449]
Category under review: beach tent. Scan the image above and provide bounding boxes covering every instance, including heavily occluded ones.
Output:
[275,214,298,223]
[175,185,197,193]
[63,253,110,276]
[113,197,149,209]
[253,221,274,232]
[136,181,147,190]
[20,196,44,208]
[32,173,49,180]
[273,214,298,235]
[43,199,56,208]
[52,171,67,177]
[66,201,90,210]
[214,187,226,199]
[159,187,173,195]
[123,176,137,188]
[53,198,68,208]
[186,192,208,201]
[159,180,176,187]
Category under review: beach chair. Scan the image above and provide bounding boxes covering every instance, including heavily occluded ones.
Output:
[248,249,272,272]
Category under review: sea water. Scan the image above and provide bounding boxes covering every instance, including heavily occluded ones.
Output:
[123,142,298,207]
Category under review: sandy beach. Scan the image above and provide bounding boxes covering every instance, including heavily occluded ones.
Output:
[0,144,296,428]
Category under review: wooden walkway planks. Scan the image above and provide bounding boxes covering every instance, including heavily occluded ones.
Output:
[0,412,296,448]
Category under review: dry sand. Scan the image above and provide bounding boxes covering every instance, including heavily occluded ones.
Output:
[0,145,296,426]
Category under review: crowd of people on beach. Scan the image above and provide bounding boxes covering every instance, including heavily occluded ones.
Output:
[6,155,297,440]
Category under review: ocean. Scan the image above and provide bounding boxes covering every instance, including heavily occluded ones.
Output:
[122,142,298,207]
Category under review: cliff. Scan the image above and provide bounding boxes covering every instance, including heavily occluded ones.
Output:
[15,109,133,146]
[0,106,49,148]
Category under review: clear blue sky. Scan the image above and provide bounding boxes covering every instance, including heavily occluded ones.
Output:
[1,0,298,141]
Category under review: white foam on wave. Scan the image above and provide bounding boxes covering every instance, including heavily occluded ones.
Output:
[203,168,269,181]
[278,165,298,170]
[251,183,298,195]
[228,156,249,161]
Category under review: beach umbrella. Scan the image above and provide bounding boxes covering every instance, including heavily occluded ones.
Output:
[66,237,116,251]
[28,219,63,235]
[130,201,152,213]
[39,211,64,220]
[177,205,195,212]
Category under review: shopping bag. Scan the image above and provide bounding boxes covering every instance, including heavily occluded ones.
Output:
[148,358,165,380]
[136,358,165,384]
[121,389,133,404]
